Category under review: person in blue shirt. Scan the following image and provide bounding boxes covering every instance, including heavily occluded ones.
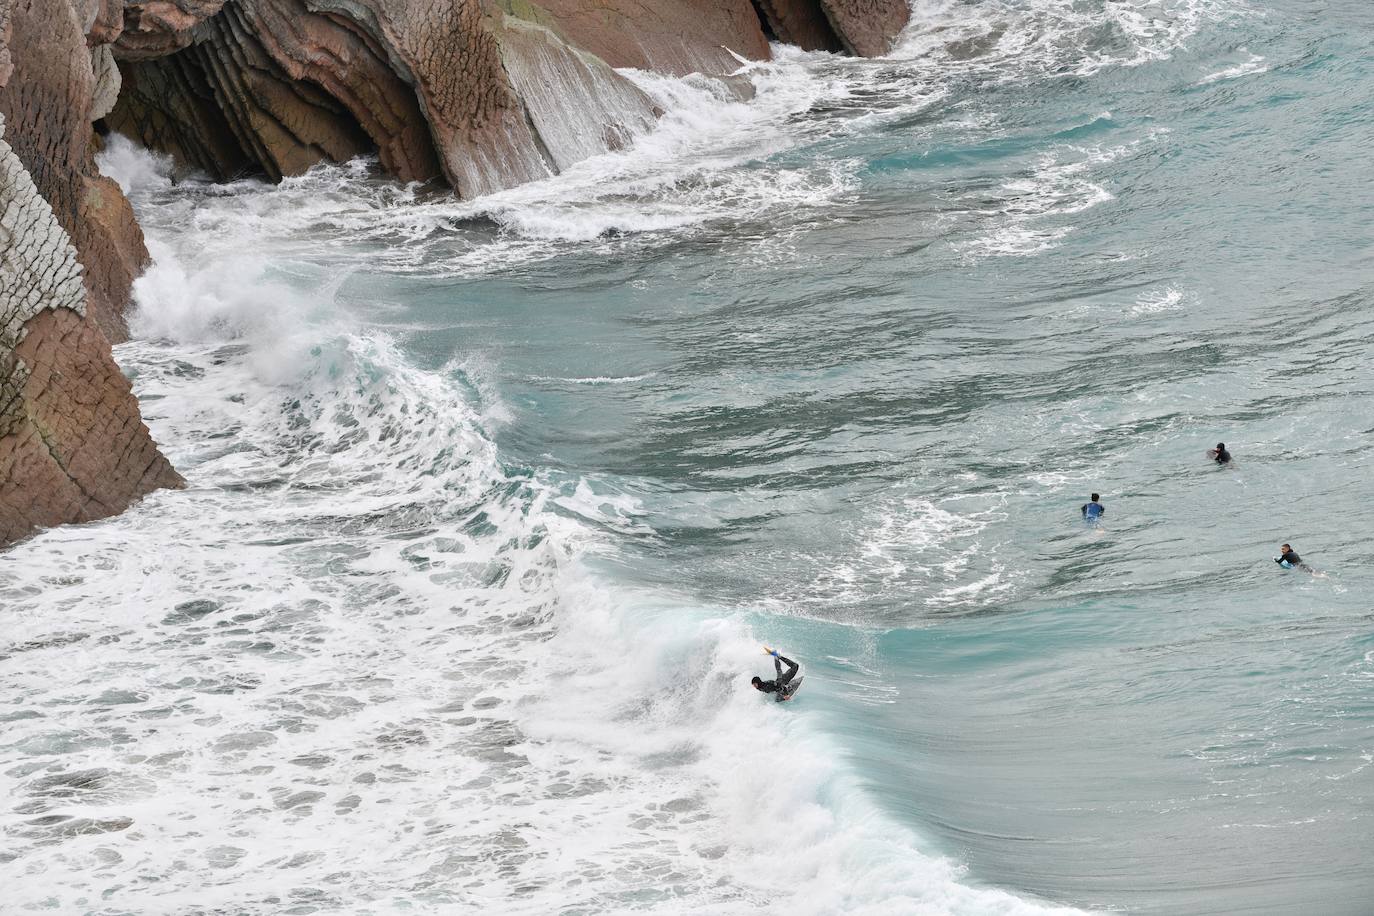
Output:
[1081,493,1105,521]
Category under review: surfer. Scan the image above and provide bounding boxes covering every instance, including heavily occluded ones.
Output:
[1208,442,1232,464]
[1275,543,1307,570]
[751,648,800,700]
[1081,493,1105,521]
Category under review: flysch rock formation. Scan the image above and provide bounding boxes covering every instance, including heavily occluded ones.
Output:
[106,0,907,191]
[1,0,183,549]
[109,0,712,194]
[1,115,184,547]
[1,0,150,343]
[0,0,909,548]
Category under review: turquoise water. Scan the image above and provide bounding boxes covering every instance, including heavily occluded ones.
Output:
[4,0,1373,912]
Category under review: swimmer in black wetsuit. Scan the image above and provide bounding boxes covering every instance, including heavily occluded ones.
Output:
[1209,442,1232,464]
[751,649,799,700]
[1275,543,1306,569]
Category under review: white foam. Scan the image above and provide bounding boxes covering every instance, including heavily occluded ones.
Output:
[6,139,1081,914]
[0,325,1071,916]
[95,62,860,280]
[897,0,1254,78]
[16,2,1262,900]
[959,144,1129,259]
[1130,285,1189,316]
[1198,51,1268,84]
[96,134,175,195]
[528,373,656,385]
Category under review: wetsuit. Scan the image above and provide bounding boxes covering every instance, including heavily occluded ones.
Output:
[1212,448,1231,464]
[759,655,800,700]
[1276,549,1303,568]
[1081,501,1105,521]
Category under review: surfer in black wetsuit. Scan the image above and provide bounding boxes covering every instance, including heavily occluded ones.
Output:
[1209,442,1232,464]
[1275,543,1306,570]
[751,648,799,699]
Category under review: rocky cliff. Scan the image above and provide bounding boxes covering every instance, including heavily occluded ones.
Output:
[1,0,186,550]
[0,106,184,545]
[0,0,908,548]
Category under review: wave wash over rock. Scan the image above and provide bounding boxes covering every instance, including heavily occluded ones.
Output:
[0,0,907,547]
[106,0,906,190]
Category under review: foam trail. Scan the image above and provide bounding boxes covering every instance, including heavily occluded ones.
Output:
[0,135,1085,913]
[3,5,1271,903]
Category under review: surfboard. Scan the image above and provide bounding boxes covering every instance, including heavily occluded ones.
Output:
[777,676,804,702]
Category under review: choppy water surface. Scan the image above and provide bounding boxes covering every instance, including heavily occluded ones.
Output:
[4,1,1374,912]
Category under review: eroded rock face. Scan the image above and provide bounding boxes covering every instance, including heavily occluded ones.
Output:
[0,0,148,342]
[1,114,183,548]
[503,0,770,75]
[116,0,226,58]
[819,0,908,58]
[111,0,673,195]
[104,0,905,198]
[753,0,843,53]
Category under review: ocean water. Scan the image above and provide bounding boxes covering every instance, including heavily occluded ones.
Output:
[4,0,1374,912]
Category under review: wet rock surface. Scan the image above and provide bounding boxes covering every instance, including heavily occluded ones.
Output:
[1,0,904,547]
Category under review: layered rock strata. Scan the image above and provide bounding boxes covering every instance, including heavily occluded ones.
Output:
[109,0,679,194]
[107,0,909,192]
[0,0,150,342]
[1,112,183,548]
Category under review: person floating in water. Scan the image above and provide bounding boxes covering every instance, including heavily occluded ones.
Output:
[752,648,800,701]
[1275,543,1307,570]
[1208,442,1232,464]
[1081,493,1105,521]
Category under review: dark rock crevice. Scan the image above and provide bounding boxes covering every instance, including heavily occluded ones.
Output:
[750,0,843,53]
[111,2,391,182]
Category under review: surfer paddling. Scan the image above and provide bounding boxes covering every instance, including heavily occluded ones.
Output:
[1275,543,1309,571]
[752,647,802,701]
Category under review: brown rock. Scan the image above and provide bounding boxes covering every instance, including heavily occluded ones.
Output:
[115,0,225,59]
[112,2,378,183]
[113,0,670,196]
[1,110,182,550]
[819,0,908,58]
[106,51,258,180]
[0,308,183,546]
[237,0,442,182]
[311,0,556,196]
[0,0,149,342]
[753,0,842,52]
[495,0,771,75]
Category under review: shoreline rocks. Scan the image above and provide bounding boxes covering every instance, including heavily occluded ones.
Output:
[0,0,910,549]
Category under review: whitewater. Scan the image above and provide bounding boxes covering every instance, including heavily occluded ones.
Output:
[4,0,1374,913]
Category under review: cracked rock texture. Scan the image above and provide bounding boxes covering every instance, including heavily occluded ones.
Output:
[1,112,183,548]
[110,0,679,194]
[0,0,150,343]
[819,0,908,57]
